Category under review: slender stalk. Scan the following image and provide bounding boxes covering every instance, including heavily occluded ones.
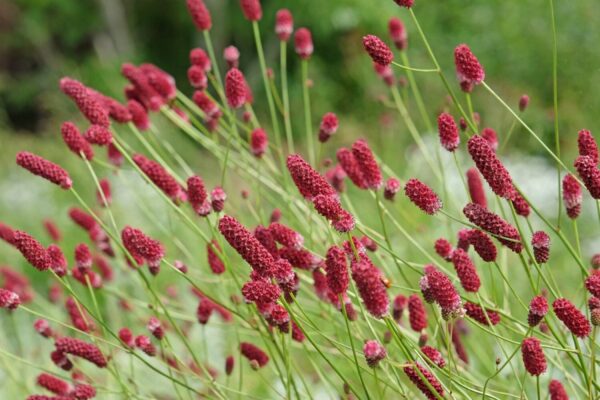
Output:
[301,60,316,165]
[280,40,294,154]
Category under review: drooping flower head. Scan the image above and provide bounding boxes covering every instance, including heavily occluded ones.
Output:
[352,139,383,189]
[404,179,442,215]
[61,122,94,160]
[294,28,313,60]
[408,294,428,332]
[286,154,336,199]
[434,238,453,261]
[121,226,165,270]
[466,167,487,208]
[84,125,113,146]
[275,9,293,42]
[363,340,386,367]
[351,257,389,319]
[133,154,185,203]
[421,346,446,368]
[562,174,582,219]
[59,77,110,127]
[463,203,523,253]
[464,301,500,325]
[337,147,368,189]
[553,298,591,337]
[521,337,546,376]
[454,44,485,92]
[451,249,480,292]
[0,289,20,310]
[12,230,52,271]
[36,373,72,395]
[422,267,462,319]
[362,35,394,66]
[188,65,207,90]
[55,337,107,368]
[437,113,460,152]
[211,186,227,212]
[190,48,211,72]
[528,295,548,327]
[187,175,211,216]
[531,231,550,264]
[467,135,515,200]
[240,342,269,368]
[318,112,339,143]
[403,362,445,400]
[467,229,497,262]
[16,152,72,189]
[585,273,600,298]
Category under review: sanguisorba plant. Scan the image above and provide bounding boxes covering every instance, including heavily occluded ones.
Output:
[2,0,600,398]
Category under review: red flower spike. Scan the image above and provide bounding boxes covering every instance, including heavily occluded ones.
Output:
[467,135,515,200]
[0,222,15,245]
[211,186,227,212]
[188,65,207,90]
[241,280,281,305]
[457,229,471,251]
[218,215,275,277]
[337,147,368,189]
[50,350,73,371]
[325,246,349,295]
[408,294,428,332]
[562,174,582,219]
[421,346,446,368]
[59,78,110,127]
[223,46,240,68]
[43,220,61,243]
[351,257,389,319]
[250,128,268,157]
[16,152,72,189]
[225,68,247,109]
[437,113,460,151]
[187,0,211,31]
[240,342,269,368]
[511,192,530,217]
[61,122,94,160]
[325,165,346,193]
[207,240,225,274]
[363,35,393,66]
[434,238,453,261]
[73,384,96,399]
[454,44,485,92]
[190,48,211,71]
[127,100,149,131]
[135,335,156,356]
[388,17,407,50]
[528,295,548,327]
[107,143,123,167]
[578,129,598,165]
[451,249,480,292]
[121,64,162,110]
[318,112,338,143]
[394,0,414,8]
[589,296,600,311]
[466,167,487,208]
[553,298,591,337]
[239,0,261,21]
[575,155,600,199]
[187,175,211,216]
[55,337,107,368]
[66,297,95,332]
[404,178,442,215]
[481,127,498,152]
[119,327,135,348]
[192,91,220,121]
[549,380,568,400]
[363,340,386,367]
[463,203,523,253]
[36,373,72,395]
[468,229,497,262]
[0,288,20,310]
[521,337,546,376]
[133,154,184,202]
[519,95,530,112]
[147,317,164,340]
[451,326,469,363]
[225,356,235,376]
[275,9,293,41]
[13,230,52,271]
[352,139,383,189]
[403,362,445,400]
[384,177,401,201]
[422,267,462,319]
[294,28,313,60]
[269,222,303,249]
[464,301,500,325]
[34,319,53,338]
[74,244,92,270]
[531,231,550,264]
[392,294,407,322]
[84,125,112,146]
[585,273,600,298]
[286,154,336,199]
[96,178,111,207]
[121,226,165,267]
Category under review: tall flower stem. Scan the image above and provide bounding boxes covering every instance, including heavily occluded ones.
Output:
[280,40,294,154]
[341,294,371,400]
[301,60,316,165]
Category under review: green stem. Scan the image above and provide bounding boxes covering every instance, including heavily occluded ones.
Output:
[301,60,315,165]
[280,41,294,154]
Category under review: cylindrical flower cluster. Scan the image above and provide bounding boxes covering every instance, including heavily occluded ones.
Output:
[404,179,442,215]
[552,298,591,338]
[521,337,546,376]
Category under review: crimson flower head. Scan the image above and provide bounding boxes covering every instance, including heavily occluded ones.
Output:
[13,230,52,271]
[553,298,591,337]
[188,65,207,90]
[451,249,480,292]
[437,113,459,152]
[463,203,523,253]
[240,342,269,369]
[562,174,582,219]
[250,128,268,157]
[578,129,598,165]
[207,240,225,274]
[55,336,107,368]
[363,340,386,367]
[408,294,427,332]
[373,62,395,86]
[528,295,548,327]
[549,380,568,400]
[318,112,339,143]
[107,143,123,167]
[187,175,211,216]
[73,384,96,399]
[74,243,92,270]
[464,301,500,325]
[186,0,212,31]
[403,362,445,400]
[47,244,68,277]
[325,246,349,295]
[404,178,442,215]
[519,95,530,112]
[388,17,407,50]
[126,101,149,132]
[575,155,600,199]
[133,154,185,202]
[192,91,220,121]
[269,223,303,248]
[239,0,262,21]
[211,186,227,212]
[454,44,485,92]
[121,226,165,269]
[466,168,487,208]
[468,135,515,200]
[363,35,394,66]
[219,215,275,277]
[0,288,20,310]
[16,151,72,189]
[531,231,550,264]
[84,125,113,146]
[223,45,240,69]
[352,139,382,189]
[394,0,414,8]
[61,122,94,160]
[384,177,401,201]
[466,230,495,262]
[481,127,498,151]
[36,373,72,395]
[351,257,389,319]
[312,194,355,232]
[119,327,135,348]
[521,337,546,376]
[43,220,61,243]
[60,77,110,127]
[275,9,293,41]
[287,154,336,199]
[135,335,156,356]
[585,273,600,298]
[294,28,314,60]
[337,147,368,189]
[225,68,247,109]
[421,267,462,319]
[392,294,407,321]
[147,317,164,340]
[434,238,453,261]
[190,48,211,72]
